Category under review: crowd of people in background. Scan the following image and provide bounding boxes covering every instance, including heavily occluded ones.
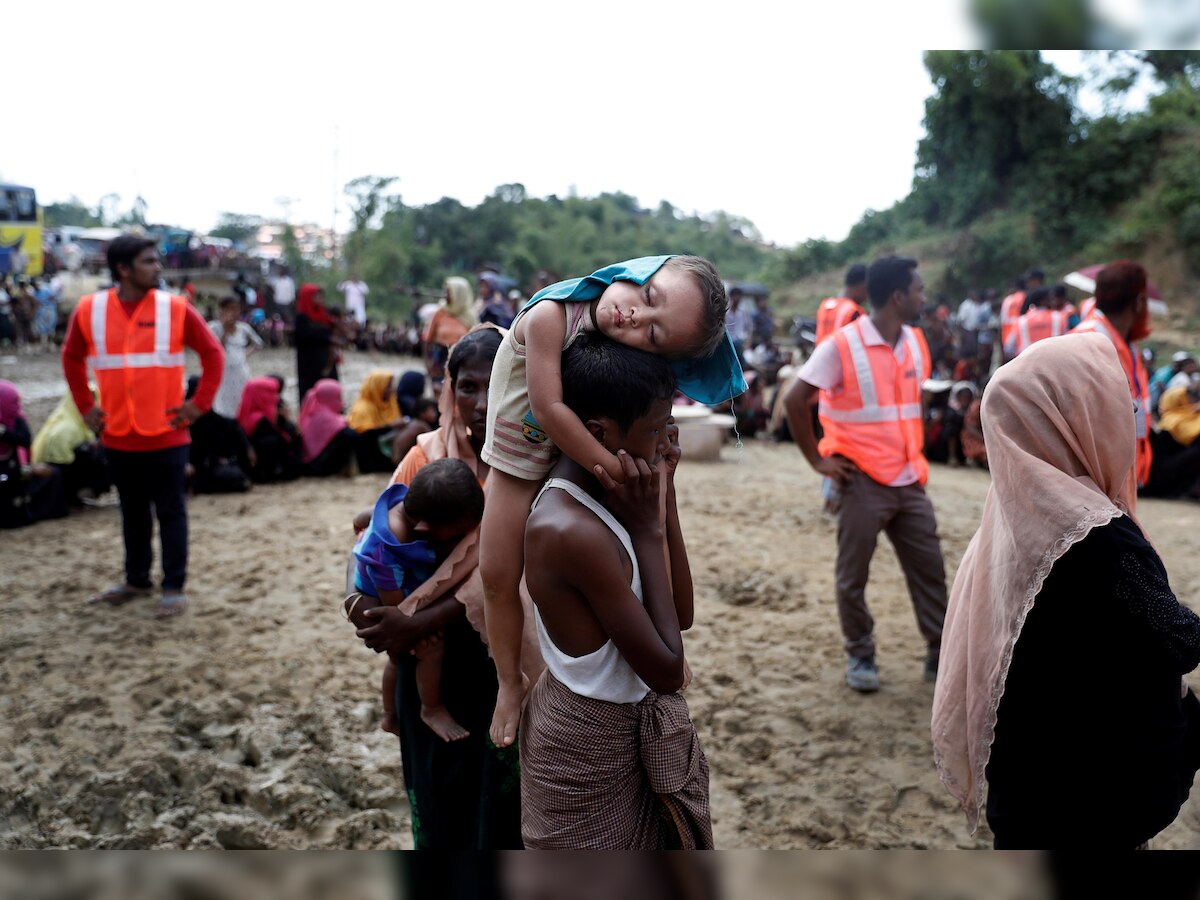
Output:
[5,251,1199,532]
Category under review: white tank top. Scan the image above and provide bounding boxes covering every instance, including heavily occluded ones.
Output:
[531,478,650,704]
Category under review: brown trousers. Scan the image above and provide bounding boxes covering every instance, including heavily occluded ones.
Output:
[835,469,948,660]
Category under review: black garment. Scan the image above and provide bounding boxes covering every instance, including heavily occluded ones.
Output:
[247,418,302,484]
[304,426,357,477]
[0,416,69,528]
[107,445,190,591]
[924,407,966,465]
[189,411,252,494]
[353,426,397,474]
[294,313,337,407]
[986,515,1200,849]
[394,615,523,849]
[1142,430,1200,500]
[55,442,111,504]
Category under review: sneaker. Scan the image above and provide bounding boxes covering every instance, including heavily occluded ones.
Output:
[846,655,880,693]
[923,655,939,683]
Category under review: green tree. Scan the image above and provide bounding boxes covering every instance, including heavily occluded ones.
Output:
[912,51,1077,227]
[43,197,103,228]
[211,213,264,246]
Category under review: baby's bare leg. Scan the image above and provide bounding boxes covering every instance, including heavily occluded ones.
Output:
[414,639,468,742]
[479,471,539,747]
[380,658,400,735]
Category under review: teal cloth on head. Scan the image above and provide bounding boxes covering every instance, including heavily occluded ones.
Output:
[521,255,747,404]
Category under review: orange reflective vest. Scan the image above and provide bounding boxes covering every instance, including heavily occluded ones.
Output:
[1071,311,1152,488]
[818,319,932,486]
[1079,297,1097,320]
[1014,309,1068,355]
[76,289,187,438]
[1000,291,1026,350]
[815,297,865,345]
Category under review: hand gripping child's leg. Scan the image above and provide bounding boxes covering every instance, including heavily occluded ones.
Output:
[480,471,539,747]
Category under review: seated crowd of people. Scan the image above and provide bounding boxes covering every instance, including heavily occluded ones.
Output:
[0,361,441,529]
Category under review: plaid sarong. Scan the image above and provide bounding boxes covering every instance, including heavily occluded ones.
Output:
[519,670,713,849]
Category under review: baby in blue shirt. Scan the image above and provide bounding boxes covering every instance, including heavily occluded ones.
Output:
[347,458,485,741]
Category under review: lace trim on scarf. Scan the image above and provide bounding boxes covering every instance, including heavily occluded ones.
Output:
[933,503,1126,832]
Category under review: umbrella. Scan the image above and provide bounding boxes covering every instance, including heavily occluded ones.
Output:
[1063,264,1169,316]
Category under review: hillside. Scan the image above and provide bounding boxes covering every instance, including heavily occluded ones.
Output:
[770,51,1200,344]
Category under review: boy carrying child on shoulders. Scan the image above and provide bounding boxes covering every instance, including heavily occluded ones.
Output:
[519,332,713,849]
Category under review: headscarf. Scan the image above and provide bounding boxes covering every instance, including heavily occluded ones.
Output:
[1159,385,1200,447]
[526,255,746,405]
[396,371,427,417]
[237,376,281,436]
[32,390,95,465]
[297,283,332,327]
[299,379,347,463]
[346,370,400,432]
[0,380,27,464]
[0,380,22,431]
[932,333,1140,831]
[443,276,476,330]
[948,380,977,414]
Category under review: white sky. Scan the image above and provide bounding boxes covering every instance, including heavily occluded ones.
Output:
[3,4,1112,249]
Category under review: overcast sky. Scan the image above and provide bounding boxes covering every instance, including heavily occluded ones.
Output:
[6,4,1107,247]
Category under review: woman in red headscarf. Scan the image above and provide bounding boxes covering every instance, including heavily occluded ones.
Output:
[295,283,341,406]
[237,376,302,483]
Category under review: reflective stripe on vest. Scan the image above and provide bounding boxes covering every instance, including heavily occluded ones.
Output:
[1071,311,1153,484]
[1016,310,1067,354]
[87,290,186,370]
[817,321,928,485]
[818,324,925,425]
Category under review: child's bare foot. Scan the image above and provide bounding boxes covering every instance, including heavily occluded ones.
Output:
[489,675,529,748]
[421,705,469,742]
[380,713,401,736]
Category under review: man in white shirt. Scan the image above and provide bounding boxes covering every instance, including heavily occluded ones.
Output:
[783,256,948,694]
[339,275,369,327]
[272,266,296,323]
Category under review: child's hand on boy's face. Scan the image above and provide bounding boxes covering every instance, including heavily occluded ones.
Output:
[593,450,661,536]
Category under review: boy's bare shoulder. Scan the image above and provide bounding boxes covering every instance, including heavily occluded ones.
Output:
[526,490,614,558]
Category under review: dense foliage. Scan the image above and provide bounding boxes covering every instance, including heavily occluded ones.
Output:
[777,50,1200,302]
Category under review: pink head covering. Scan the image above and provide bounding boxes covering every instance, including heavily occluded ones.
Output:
[0,380,28,464]
[932,332,1140,830]
[0,380,21,431]
[236,377,280,436]
[298,379,347,464]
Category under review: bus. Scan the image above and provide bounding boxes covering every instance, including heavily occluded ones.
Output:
[0,183,44,276]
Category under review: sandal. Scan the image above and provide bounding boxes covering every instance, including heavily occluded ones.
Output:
[155,592,188,620]
[87,584,152,607]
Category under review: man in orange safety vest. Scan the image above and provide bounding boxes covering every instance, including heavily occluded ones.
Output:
[62,235,225,618]
[784,256,948,693]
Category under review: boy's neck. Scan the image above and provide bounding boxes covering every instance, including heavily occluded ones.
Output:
[549,455,606,503]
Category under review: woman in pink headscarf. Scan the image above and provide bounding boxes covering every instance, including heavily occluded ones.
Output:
[237,377,302,483]
[299,378,358,477]
[0,380,68,528]
[932,333,1200,849]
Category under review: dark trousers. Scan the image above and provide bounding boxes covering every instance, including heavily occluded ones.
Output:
[835,469,948,660]
[305,427,357,477]
[107,445,189,591]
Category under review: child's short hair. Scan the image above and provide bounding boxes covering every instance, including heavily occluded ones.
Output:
[561,332,677,432]
[413,397,438,418]
[663,256,727,360]
[406,458,485,527]
[218,294,240,310]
